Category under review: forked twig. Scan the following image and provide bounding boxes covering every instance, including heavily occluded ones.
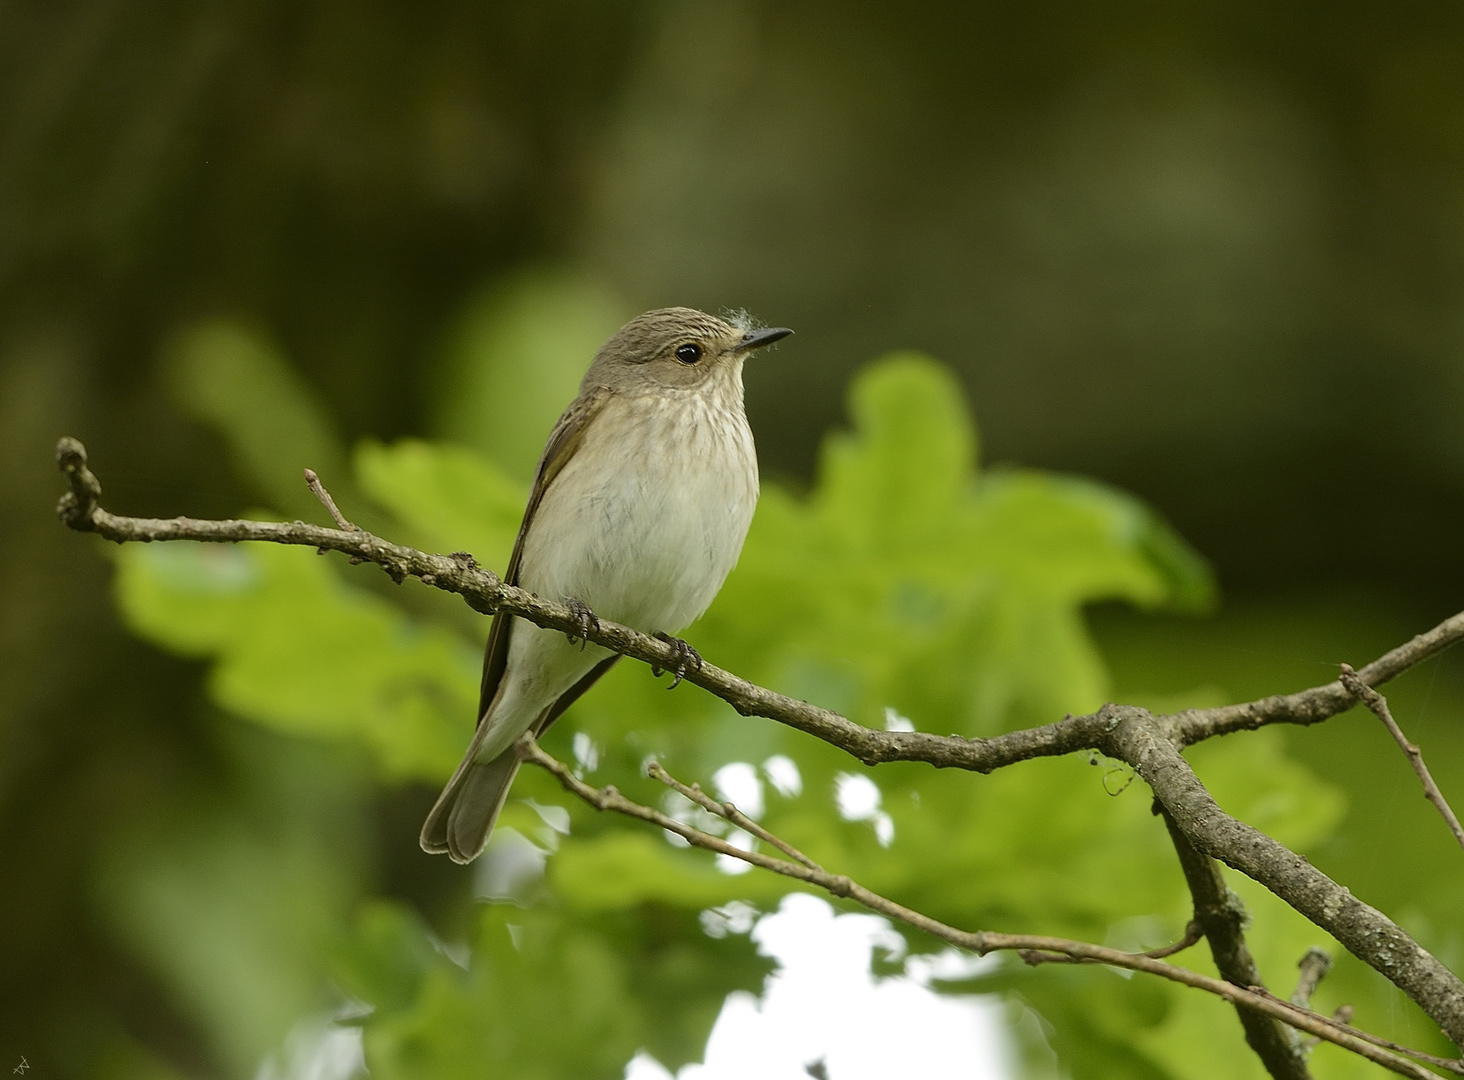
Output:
[1340,664,1464,853]
[647,760,822,871]
[1141,920,1205,960]
[521,737,1452,1080]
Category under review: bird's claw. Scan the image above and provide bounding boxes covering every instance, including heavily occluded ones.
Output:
[652,632,702,689]
[563,597,599,649]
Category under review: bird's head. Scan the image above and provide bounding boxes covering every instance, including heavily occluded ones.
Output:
[585,307,792,394]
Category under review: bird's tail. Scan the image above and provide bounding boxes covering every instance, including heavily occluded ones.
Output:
[420,748,521,864]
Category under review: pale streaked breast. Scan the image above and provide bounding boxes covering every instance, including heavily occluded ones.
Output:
[518,385,759,635]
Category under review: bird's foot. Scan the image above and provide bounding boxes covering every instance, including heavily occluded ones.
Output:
[652,632,702,689]
[563,597,599,649]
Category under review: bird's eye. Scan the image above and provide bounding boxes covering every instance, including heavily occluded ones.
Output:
[675,342,703,364]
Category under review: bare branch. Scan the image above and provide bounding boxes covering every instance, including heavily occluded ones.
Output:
[61,435,1464,784]
[61,437,1464,774]
[1160,807,1310,1079]
[1167,615,1464,746]
[55,438,900,757]
[1105,705,1464,1048]
[522,738,1448,1080]
[1339,664,1464,854]
[1017,920,1203,967]
[1291,948,1335,1055]
[53,437,1464,1048]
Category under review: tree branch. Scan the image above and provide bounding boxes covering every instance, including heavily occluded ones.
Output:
[1160,807,1310,1079]
[53,437,1464,1050]
[58,436,1464,775]
[1290,948,1348,1055]
[1103,705,1464,1047]
[521,738,1449,1080]
[56,437,905,756]
[1166,615,1464,747]
[1138,919,1204,960]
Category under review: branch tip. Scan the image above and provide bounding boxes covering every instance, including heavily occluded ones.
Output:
[303,467,358,531]
[1292,947,1333,1010]
[1142,919,1205,960]
[55,436,101,530]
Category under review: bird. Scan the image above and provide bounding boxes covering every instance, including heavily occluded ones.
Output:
[421,307,792,863]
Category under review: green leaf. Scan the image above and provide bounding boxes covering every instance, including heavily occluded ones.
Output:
[717,352,1215,739]
[333,900,771,1079]
[549,831,792,913]
[115,540,476,782]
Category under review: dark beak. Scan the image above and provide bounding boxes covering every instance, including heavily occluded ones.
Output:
[733,326,794,353]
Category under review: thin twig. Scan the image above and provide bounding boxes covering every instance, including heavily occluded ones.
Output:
[1252,988,1464,1075]
[1141,919,1205,960]
[1018,919,1203,968]
[646,760,823,871]
[1292,947,1335,1056]
[1304,1004,1358,1053]
[521,738,1447,1080]
[1168,614,1464,746]
[1339,664,1464,854]
[55,437,1464,773]
[1292,947,1332,1009]
[303,468,358,531]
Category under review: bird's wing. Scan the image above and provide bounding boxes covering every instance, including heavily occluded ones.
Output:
[475,385,613,726]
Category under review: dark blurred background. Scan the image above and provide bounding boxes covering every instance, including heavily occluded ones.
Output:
[4,1,1464,1075]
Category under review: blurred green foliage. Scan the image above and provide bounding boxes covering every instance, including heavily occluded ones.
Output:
[93,280,1454,1079]
[8,7,1464,1079]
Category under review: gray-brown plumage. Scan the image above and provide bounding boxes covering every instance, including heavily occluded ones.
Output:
[421,307,792,863]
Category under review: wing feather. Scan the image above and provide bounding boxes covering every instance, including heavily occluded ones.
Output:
[475,386,613,723]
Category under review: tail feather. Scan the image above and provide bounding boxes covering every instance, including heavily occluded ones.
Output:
[420,750,522,864]
[422,654,621,864]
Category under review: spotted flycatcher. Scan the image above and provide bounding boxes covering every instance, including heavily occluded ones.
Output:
[421,307,792,863]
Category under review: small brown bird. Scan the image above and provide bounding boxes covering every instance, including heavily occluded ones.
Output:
[421,307,792,863]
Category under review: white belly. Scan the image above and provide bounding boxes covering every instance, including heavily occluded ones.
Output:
[519,389,758,632]
[473,388,757,763]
